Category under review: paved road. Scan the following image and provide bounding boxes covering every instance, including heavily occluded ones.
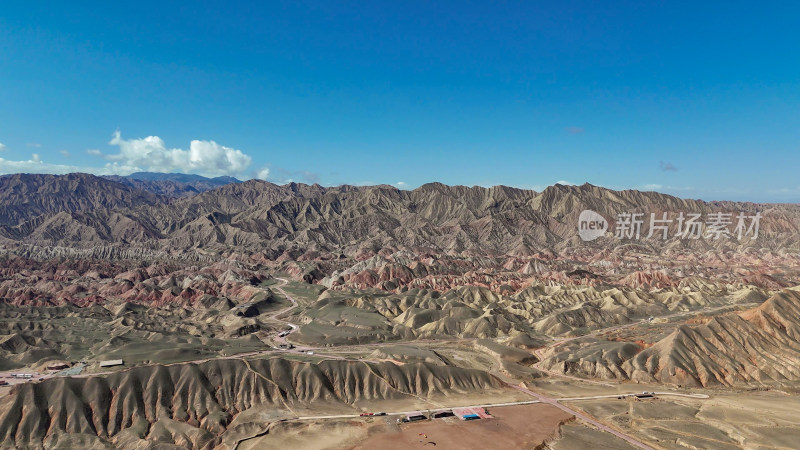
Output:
[3,275,713,449]
[231,390,708,449]
[293,390,708,421]
[507,383,655,450]
[516,304,737,448]
[0,277,316,383]
[560,392,709,401]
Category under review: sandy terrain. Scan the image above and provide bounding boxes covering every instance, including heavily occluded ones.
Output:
[240,403,572,450]
[353,404,572,449]
[557,390,800,449]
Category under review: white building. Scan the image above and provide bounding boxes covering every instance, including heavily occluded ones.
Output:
[99,359,124,368]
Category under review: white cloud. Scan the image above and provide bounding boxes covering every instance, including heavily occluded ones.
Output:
[26,143,41,148]
[0,130,263,179]
[396,181,407,187]
[0,156,87,175]
[59,150,70,158]
[95,131,252,177]
[642,183,663,190]
[0,142,6,151]
[256,167,270,180]
[555,180,574,186]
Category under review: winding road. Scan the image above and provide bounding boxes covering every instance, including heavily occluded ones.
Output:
[265,277,302,346]
[4,276,716,450]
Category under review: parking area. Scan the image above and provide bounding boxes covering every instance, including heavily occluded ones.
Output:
[453,406,493,420]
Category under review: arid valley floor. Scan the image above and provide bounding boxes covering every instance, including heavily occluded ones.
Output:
[1,173,800,449]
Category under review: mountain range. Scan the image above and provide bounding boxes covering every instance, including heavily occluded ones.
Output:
[0,173,798,259]
[103,172,240,198]
[1,172,800,448]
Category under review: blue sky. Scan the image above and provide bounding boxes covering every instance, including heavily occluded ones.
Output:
[1,1,799,201]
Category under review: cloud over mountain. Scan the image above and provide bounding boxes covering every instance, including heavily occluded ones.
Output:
[101,131,252,177]
[0,131,255,179]
[0,155,87,175]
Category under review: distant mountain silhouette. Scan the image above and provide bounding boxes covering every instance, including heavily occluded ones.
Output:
[103,172,241,197]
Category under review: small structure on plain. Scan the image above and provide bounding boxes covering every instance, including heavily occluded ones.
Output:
[99,359,124,368]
